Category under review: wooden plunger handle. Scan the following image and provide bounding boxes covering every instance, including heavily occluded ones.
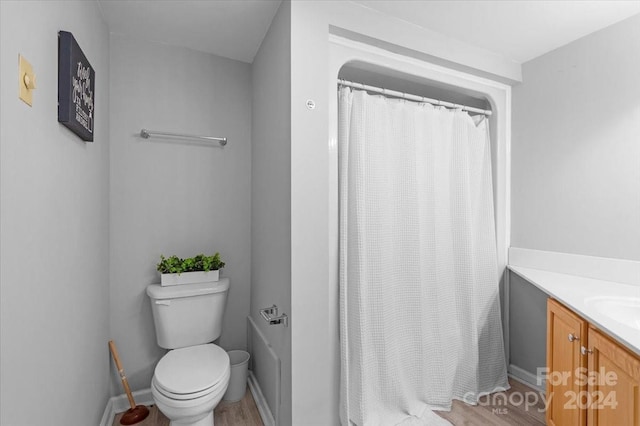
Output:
[109,340,137,410]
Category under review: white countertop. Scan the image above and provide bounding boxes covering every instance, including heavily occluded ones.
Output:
[509,265,640,356]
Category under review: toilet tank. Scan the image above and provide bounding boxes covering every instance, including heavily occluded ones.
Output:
[146,278,229,349]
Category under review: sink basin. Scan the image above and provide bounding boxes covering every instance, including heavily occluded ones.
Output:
[585,296,640,331]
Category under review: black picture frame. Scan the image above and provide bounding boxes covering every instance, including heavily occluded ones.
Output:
[58,31,95,142]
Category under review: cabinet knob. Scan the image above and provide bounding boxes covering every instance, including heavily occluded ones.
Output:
[581,346,593,355]
[568,333,579,342]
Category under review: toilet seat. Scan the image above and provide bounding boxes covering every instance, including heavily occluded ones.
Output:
[153,344,230,400]
[152,376,227,401]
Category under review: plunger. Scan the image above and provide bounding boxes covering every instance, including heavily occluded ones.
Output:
[108,340,150,425]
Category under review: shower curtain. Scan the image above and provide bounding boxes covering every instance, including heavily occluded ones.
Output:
[339,87,508,426]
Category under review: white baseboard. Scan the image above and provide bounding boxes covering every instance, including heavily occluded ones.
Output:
[100,377,271,426]
[508,364,545,394]
[509,247,640,286]
[248,371,275,426]
[99,396,114,426]
[99,388,154,426]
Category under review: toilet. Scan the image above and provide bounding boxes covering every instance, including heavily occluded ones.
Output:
[147,278,231,426]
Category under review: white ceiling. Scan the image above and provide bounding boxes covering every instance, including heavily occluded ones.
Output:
[98,0,640,64]
[97,0,282,63]
[353,0,640,63]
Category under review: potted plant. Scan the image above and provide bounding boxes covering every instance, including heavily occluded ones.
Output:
[156,252,226,286]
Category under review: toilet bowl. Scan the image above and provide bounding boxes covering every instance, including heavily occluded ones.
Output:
[147,279,231,426]
[151,344,230,426]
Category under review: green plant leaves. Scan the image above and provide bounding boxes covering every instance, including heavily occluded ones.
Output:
[157,253,226,274]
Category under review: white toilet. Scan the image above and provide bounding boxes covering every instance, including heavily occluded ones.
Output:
[147,278,231,426]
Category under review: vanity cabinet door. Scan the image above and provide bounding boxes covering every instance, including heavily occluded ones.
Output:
[547,298,588,426]
[587,327,640,426]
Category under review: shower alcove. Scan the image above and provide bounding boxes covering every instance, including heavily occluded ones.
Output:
[327,34,512,419]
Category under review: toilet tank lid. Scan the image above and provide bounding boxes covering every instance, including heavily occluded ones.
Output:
[147,278,229,300]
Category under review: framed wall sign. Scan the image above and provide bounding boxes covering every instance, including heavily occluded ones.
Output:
[58,31,95,142]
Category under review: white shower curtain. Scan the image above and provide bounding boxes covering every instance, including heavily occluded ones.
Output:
[339,87,509,426]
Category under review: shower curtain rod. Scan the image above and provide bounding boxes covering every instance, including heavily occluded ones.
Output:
[337,79,492,116]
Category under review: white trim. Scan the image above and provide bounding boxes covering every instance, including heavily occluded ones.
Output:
[502,86,512,370]
[328,34,514,90]
[503,268,510,368]
[99,396,115,426]
[504,89,512,258]
[99,389,154,426]
[248,371,276,426]
[509,247,640,286]
[508,364,545,394]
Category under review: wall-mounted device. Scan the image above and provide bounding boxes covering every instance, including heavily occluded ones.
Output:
[19,55,36,106]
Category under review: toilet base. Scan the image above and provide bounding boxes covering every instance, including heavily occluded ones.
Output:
[169,410,214,426]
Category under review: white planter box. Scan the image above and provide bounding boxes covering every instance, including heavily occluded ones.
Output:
[160,270,220,286]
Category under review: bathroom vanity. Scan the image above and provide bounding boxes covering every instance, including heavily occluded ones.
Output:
[509,266,640,426]
[547,298,640,426]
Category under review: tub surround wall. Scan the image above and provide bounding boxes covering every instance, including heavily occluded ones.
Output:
[0,1,111,424]
[289,2,519,423]
[109,34,252,393]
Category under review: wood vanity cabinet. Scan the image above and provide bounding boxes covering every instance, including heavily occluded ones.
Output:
[587,327,640,426]
[547,298,640,426]
[547,298,588,426]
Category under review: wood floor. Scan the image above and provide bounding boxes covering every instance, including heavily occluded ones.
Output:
[114,379,543,426]
[436,379,546,426]
[112,388,264,426]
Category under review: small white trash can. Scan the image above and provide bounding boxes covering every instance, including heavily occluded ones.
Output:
[223,350,250,402]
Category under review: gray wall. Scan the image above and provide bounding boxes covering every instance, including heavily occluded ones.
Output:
[512,14,640,261]
[0,1,111,424]
[508,271,548,381]
[109,34,252,392]
[509,14,640,383]
[251,2,292,424]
